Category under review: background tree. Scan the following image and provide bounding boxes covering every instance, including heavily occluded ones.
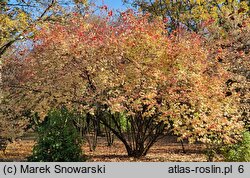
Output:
[0,0,91,58]
[123,0,250,32]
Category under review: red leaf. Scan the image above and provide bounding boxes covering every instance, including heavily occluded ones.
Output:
[163,18,168,23]
[108,10,113,17]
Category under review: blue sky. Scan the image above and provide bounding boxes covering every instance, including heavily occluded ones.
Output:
[99,0,128,10]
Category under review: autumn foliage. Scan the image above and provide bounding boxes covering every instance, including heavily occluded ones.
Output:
[1,8,245,158]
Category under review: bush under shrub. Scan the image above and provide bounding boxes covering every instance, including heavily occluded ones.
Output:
[222,131,250,162]
[28,108,86,162]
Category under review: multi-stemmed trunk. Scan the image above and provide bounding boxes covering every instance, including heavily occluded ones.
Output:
[99,111,166,158]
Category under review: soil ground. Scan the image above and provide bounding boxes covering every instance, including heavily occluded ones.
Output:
[0,136,223,162]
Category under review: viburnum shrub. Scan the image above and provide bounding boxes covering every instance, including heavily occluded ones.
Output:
[2,9,244,158]
[222,131,250,162]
